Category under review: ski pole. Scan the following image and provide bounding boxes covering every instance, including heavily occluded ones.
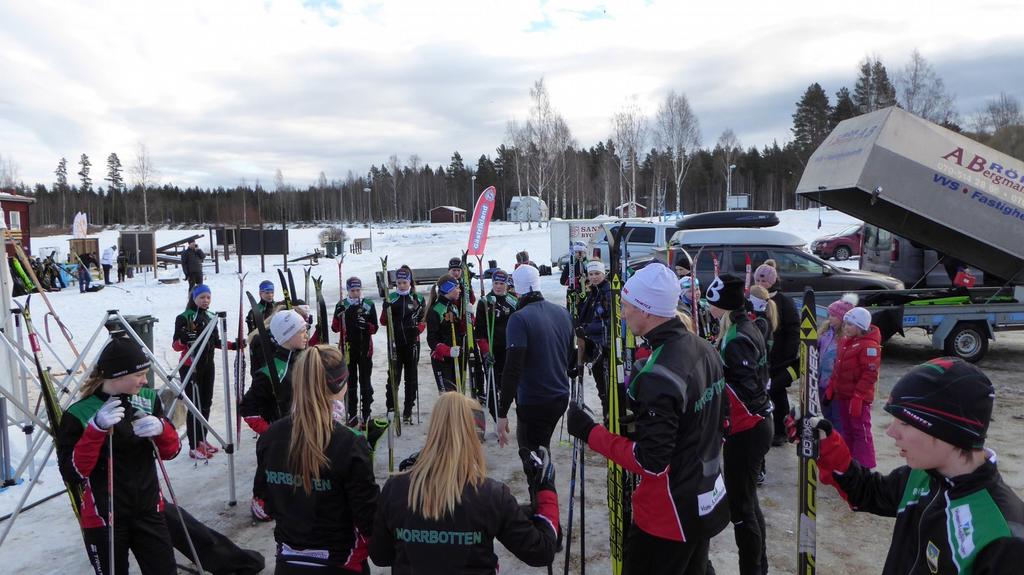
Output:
[148,437,204,574]
[108,429,115,575]
[451,322,463,394]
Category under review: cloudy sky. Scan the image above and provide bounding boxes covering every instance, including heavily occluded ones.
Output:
[1,0,1022,189]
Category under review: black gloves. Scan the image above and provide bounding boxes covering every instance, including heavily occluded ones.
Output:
[567,403,597,442]
[399,451,420,472]
[521,446,557,493]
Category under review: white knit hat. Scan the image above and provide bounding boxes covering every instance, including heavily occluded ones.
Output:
[621,263,680,318]
[844,307,872,332]
[270,310,305,344]
[511,264,541,294]
[586,261,606,274]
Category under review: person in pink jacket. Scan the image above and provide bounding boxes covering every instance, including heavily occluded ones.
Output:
[825,306,882,468]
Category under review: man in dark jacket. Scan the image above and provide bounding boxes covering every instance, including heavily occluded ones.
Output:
[475,269,517,421]
[181,240,206,295]
[497,264,573,483]
[707,273,772,575]
[568,262,730,574]
[789,358,1024,574]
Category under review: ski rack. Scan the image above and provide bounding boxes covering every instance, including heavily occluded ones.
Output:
[0,307,239,551]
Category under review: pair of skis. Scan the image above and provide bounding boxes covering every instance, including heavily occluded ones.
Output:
[796,287,821,574]
[380,257,401,472]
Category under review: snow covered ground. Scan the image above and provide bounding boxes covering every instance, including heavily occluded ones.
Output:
[0,209,865,573]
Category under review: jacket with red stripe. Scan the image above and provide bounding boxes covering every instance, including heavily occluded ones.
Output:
[369,473,558,573]
[585,317,730,542]
[255,415,379,570]
[56,388,180,529]
[827,326,882,402]
[718,309,771,434]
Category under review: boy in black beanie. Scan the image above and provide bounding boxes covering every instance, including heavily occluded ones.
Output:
[788,357,1024,574]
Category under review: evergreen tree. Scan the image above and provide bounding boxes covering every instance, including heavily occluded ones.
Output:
[78,154,92,195]
[831,87,857,126]
[872,59,897,109]
[853,58,874,114]
[105,153,123,192]
[792,83,833,158]
[54,157,68,225]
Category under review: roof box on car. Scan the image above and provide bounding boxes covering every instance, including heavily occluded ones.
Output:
[676,210,780,230]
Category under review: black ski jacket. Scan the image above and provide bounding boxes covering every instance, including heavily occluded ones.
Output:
[426,297,464,355]
[56,389,180,529]
[181,246,205,275]
[576,279,612,348]
[239,345,295,434]
[369,474,558,574]
[245,299,276,333]
[769,289,799,383]
[559,258,587,292]
[826,444,1024,574]
[718,309,771,434]
[172,307,227,369]
[474,292,517,354]
[584,317,730,542]
[380,290,426,348]
[256,416,378,571]
[332,298,379,358]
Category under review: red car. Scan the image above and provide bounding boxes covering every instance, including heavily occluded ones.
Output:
[810,223,863,261]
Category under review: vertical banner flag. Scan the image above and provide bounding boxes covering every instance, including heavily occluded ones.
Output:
[466,186,497,256]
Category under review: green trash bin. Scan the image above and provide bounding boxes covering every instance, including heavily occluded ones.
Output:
[325,240,338,258]
[124,314,159,388]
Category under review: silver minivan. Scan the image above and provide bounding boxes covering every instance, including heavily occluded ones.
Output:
[860,224,986,288]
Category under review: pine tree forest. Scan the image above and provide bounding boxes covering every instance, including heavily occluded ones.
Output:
[6,53,1023,230]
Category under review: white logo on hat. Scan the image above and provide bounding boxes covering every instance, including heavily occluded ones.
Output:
[706,277,725,303]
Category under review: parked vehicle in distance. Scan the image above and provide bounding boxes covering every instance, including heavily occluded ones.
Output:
[860,223,988,288]
[632,227,905,292]
[588,221,677,269]
[810,223,863,261]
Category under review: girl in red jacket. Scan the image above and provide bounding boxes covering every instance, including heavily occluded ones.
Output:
[825,306,881,468]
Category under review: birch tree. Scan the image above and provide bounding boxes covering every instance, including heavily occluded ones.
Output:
[655,90,701,214]
[611,98,648,213]
[129,143,157,226]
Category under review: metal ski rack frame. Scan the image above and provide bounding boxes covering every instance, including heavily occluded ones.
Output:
[0,307,239,552]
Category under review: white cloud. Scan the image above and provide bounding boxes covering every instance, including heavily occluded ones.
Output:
[0,0,1021,188]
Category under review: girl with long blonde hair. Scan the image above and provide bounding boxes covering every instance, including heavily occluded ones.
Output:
[255,344,379,574]
[370,392,560,573]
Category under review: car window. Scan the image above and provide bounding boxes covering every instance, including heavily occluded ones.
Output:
[862,225,876,250]
[730,250,769,273]
[841,224,861,236]
[663,227,674,243]
[771,250,824,274]
[612,226,655,244]
[694,249,721,273]
[876,227,892,247]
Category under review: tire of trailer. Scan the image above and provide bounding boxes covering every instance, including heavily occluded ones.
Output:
[943,321,989,363]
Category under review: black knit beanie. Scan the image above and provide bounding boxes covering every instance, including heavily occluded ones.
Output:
[884,357,994,450]
[705,274,746,311]
[98,337,152,379]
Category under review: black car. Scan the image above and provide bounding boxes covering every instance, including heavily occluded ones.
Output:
[633,227,904,293]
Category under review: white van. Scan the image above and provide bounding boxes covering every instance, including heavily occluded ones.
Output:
[588,221,677,268]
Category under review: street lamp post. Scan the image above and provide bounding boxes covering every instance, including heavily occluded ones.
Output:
[470,175,476,218]
[363,186,372,252]
[727,164,736,210]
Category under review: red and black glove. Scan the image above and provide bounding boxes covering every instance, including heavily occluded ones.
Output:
[476,339,489,354]
[244,415,270,435]
[431,344,451,361]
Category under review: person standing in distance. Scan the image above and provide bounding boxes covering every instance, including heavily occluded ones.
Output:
[332,277,379,427]
[567,262,730,574]
[496,264,573,485]
[475,269,517,422]
[181,239,206,296]
[788,358,1024,574]
[100,244,116,285]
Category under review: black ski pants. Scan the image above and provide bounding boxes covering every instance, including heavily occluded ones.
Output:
[515,397,569,476]
[723,418,773,575]
[346,354,373,421]
[181,362,215,450]
[83,509,176,575]
[385,342,419,418]
[164,502,265,575]
[102,264,112,284]
[769,369,794,438]
[590,345,611,419]
[431,357,458,393]
[624,524,711,575]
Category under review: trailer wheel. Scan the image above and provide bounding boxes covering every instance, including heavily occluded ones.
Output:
[834,245,852,261]
[943,322,989,363]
